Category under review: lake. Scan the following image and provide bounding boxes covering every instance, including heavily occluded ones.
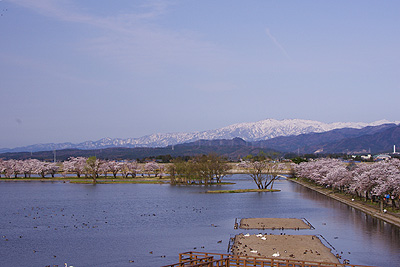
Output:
[0,175,399,267]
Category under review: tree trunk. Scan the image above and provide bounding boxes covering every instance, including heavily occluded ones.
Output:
[92,173,97,183]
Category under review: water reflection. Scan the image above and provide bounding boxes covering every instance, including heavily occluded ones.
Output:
[291,182,400,266]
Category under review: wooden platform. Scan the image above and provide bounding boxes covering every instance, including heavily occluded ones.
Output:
[239,218,312,230]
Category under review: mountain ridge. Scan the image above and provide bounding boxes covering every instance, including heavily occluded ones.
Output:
[1,118,399,153]
[1,125,400,160]
[255,123,399,154]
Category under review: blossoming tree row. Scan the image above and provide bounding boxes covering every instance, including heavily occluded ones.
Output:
[0,157,164,181]
[294,158,400,210]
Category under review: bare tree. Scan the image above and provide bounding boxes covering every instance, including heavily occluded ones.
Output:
[238,160,283,189]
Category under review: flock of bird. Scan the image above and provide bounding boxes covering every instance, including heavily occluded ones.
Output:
[2,203,218,265]
[2,206,112,266]
[3,203,354,265]
[229,232,352,265]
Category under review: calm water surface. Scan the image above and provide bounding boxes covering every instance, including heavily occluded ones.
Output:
[0,175,399,267]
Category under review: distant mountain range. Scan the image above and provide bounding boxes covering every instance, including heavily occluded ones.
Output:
[1,122,400,161]
[256,123,400,154]
[1,118,398,153]
[0,138,275,161]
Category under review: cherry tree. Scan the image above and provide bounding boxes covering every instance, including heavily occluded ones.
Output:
[47,162,59,178]
[108,161,122,178]
[99,160,110,178]
[119,162,130,178]
[0,159,5,178]
[144,161,160,177]
[1,160,14,178]
[21,159,36,178]
[8,159,22,178]
[364,160,400,210]
[31,159,49,178]
[126,161,140,178]
[63,157,87,178]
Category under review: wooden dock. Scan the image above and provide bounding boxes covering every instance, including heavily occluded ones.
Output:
[162,251,375,267]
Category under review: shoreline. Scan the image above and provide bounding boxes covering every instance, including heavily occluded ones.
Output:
[0,178,235,185]
[288,178,400,228]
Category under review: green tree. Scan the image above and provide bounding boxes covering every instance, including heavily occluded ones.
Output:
[85,156,101,183]
[168,153,231,184]
[207,153,231,183]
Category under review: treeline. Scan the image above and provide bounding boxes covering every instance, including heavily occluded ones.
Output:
[0,153,232,185]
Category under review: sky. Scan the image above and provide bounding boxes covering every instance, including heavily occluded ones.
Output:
[1,0,400,148]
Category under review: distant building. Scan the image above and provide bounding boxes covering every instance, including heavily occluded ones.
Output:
[373,154,391,161]
[361,154,372,160]
[392,144,400,155]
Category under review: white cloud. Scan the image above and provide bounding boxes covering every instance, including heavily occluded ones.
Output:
[265,28,291,60]
[9,0,230,74]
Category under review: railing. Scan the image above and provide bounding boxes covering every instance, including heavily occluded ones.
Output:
[163,256,215,267]
[162,251,376,267]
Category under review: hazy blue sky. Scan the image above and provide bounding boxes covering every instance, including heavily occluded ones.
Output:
[1,0,399,148]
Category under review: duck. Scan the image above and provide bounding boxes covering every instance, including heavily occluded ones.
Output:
[272,252,280,257]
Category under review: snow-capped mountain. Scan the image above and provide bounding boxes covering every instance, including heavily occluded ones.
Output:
[1,119,399,153]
